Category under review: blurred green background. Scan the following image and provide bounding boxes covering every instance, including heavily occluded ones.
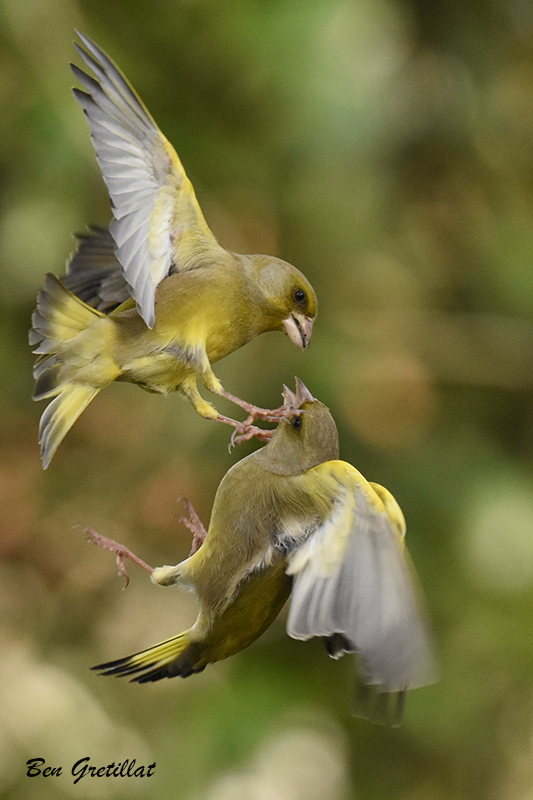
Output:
[2,0,533,797]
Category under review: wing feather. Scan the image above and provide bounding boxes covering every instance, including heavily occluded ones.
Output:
[63,226,129,312]
[72,32,222,328]
[287,464,435,692]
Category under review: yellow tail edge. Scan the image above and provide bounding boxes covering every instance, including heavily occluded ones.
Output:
[39,383,100,469]
[92,631,197,683]
[30,273,104,355]
[30,274,110,467]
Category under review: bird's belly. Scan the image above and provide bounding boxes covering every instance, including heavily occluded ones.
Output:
[119,350,192,394]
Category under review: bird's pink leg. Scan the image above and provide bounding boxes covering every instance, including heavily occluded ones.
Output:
[214,390,302,447]
[214,412,275,444]
[217,388,297,424]
[84,527,154,587]
[84,499,208,586]
[178,499,209,556]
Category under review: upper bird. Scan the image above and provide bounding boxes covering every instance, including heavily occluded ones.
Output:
[89,380,435,723]
[29,32,317,468]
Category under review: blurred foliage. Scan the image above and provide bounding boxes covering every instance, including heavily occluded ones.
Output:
[2,0,533,798]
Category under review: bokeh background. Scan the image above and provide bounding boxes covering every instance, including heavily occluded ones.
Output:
[2,0,533,797]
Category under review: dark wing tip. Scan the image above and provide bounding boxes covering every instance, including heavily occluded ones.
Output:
[353,681,408,727]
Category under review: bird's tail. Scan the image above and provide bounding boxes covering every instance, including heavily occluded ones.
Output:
[92,630,206,683]
[30,273,108,468]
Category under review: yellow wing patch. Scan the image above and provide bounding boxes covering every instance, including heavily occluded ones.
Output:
[286,460,396,579]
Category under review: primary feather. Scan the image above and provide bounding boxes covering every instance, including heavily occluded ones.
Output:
[287,467,434,691]
[72,31,221,328]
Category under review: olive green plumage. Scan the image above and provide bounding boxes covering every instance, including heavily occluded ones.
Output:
[30,33,317,468]
[94,381,434,722]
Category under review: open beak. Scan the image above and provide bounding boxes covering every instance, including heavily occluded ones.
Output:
[282,313,314,350]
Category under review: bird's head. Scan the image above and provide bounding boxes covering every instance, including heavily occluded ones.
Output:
[260,379,339,476]
[243,255,317,349]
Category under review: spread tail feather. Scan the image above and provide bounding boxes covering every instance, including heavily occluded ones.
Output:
[92,630,205,683]
[38,384,100,469]
[30,273,105,354]
[30,274,112,468]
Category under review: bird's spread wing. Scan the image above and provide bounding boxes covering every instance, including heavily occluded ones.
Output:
[63,225,130,312]
[286,461,435,691]
[72,32,223,327]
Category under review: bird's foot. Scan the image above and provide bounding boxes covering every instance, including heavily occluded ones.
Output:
[215,413,274,448]
[84,527,154,587]
[216,389,302,447]
[230,424,275,447]
[230,402,302,447]
[217,388,301,424]
[178,499,208,556]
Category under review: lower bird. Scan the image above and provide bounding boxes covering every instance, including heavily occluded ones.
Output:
[88,380,435,723]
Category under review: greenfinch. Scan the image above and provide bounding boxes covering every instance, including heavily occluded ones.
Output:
[90,380,434,720]
[30,32,317,468]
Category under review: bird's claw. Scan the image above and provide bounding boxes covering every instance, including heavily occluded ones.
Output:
[178,499,208,556]
[228,403,300,447]
[230,423,275,448]
[84,527,154,586]
[216,388,302,425]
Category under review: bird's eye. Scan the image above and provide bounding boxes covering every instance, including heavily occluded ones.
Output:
[292,416,302,430]
[294,289,306,304]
